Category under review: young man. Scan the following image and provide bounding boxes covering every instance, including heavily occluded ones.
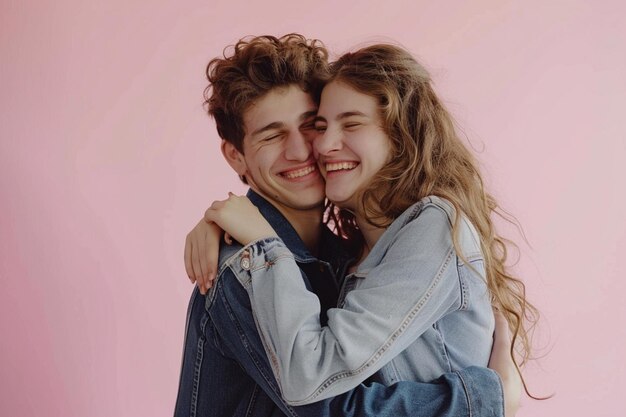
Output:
[175,34,516,417]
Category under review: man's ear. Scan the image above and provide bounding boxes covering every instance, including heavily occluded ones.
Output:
[221,140,247,178]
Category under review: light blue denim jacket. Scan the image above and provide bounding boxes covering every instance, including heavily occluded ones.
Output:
[229,195,495,406]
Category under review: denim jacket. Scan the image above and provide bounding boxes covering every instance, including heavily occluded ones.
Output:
[229,195,494,406]
[175,190,504,417]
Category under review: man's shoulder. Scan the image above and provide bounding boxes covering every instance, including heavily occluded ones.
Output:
[217,241,245,272]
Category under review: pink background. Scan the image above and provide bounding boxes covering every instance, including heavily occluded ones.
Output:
[1,1,624,416]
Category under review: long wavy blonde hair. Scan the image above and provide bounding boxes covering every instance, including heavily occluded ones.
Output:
[322,44,540,394]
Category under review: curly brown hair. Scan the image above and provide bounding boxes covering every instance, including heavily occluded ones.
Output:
[204,34,329,153]
[323,44,541,396]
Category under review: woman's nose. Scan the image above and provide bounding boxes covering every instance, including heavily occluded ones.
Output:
[313,127,343,157]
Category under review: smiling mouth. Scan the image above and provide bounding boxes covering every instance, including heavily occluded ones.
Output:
[325,162,359,173]
[281,165,316,179]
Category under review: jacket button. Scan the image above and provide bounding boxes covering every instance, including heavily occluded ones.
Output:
[241,250,251,270]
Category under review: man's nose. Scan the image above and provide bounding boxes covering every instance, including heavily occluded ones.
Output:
[284,131,313,161]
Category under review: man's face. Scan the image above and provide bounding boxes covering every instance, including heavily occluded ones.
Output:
[232,84,325,212]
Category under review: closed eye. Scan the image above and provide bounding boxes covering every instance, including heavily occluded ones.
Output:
[301,122,317,131]
[262,133,282,142]
[343,123,361,130]
[314,123,327,132]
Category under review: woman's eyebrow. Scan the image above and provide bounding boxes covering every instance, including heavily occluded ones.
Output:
[314,111,367,123]
[337,111,368,120]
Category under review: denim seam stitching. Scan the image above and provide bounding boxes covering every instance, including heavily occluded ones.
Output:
[243,384,259,417]
[457,261,469,311]
[189,314,209,417]
[456,370,473,417]
[174,288,198,414]
[250,253,294,273]
[432,321,453,373]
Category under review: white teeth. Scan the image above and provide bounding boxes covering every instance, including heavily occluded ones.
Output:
[283,165,315,179]
[326,162,358,172]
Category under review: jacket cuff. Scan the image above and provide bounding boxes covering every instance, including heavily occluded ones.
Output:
[226,237,293,287]
[455,366,505,417]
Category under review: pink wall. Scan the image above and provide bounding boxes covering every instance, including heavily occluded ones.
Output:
[1,1,624,416]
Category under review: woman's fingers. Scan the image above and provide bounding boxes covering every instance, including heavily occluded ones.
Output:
[184,233,195,284]
[196,229,211,292]
[205,226,221,285]
[205,199,227,222]
[191,234,205,294]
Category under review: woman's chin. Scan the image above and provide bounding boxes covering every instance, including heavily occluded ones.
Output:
[326,194,356,212]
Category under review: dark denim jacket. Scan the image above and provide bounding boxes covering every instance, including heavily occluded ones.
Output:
[173,190,504,417]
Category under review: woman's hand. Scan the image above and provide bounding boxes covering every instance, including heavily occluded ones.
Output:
[184,218,223,294]
[488,310,522,417]
[204,193,278,247]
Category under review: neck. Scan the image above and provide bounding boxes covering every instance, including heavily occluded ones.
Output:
[275,204,323,256]
[355,214,387,262]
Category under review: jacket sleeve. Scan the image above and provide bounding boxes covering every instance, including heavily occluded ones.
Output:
[315,367,504,417]
[210,254,505,417]
[230,206,464,405]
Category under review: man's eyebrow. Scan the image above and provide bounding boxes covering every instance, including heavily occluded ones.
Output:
[251,111,317,136]
[251,122,284,137]
[300,110,318,122]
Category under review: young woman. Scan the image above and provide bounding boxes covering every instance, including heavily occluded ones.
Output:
[191,44,536,405]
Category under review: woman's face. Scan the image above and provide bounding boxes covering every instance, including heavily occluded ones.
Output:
[314,81,392,212]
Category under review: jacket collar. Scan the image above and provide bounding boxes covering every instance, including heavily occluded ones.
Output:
[247,189,353,277]
[247,189,318,263]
